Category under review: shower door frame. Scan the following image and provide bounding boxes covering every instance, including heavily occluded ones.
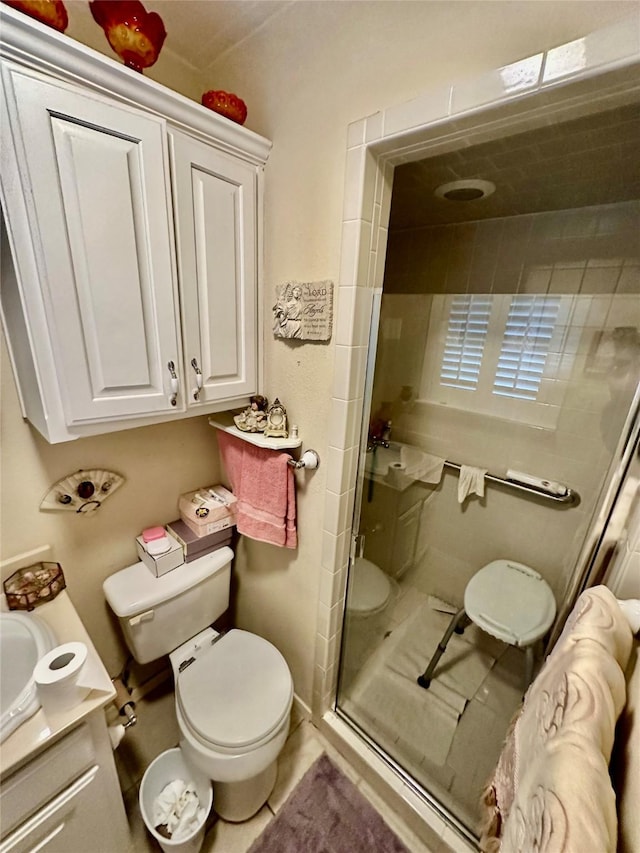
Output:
[314,22,640,851]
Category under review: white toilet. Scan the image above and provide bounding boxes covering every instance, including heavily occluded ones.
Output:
[342,557,395,689]
[103,547,293,822]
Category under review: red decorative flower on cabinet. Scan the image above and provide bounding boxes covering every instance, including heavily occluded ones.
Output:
[2,0,68,31]
[201,90,247,125]
[89,0,166,73]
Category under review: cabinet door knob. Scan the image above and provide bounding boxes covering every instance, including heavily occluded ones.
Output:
[167,361,179,406]
[190,357,203,401]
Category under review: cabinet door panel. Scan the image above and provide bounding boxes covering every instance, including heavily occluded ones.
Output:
[170,130,257,406]
[3,66,181,423]
[194,170,241,382]
[51,120,152,391]
[0,765,118,853]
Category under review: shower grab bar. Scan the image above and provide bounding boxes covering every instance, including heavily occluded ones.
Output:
[443,461,580,506]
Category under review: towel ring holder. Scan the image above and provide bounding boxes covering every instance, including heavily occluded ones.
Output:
[288,449,320,470]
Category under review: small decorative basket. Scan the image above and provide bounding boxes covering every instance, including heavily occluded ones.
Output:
[3,562,66,611]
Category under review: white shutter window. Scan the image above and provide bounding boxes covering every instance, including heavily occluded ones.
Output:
[439,295,492,391]
[420,292,578,428]
[493,295,560,400]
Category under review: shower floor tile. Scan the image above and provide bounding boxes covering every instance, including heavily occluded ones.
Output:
[338,575,526,834]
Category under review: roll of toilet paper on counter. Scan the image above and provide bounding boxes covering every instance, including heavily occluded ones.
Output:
[34,642,103,716]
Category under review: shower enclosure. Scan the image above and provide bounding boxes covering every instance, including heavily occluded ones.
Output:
[335,99,640,836]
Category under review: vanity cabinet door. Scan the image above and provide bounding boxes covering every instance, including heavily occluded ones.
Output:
[1,63,182,435]
[0,716,129,853]
[169,129,258,407]
[2,766,110,853]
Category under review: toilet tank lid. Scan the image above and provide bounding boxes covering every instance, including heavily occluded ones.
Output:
[103,547,233,618]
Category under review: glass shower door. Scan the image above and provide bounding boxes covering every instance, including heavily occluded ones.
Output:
[336,197,640,834]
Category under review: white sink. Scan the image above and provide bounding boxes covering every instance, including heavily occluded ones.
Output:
[0,610,56,742]
[364,442,403,477]
[365,442,445,490]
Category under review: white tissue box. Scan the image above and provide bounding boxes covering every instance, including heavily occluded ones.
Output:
[135,533,184,577]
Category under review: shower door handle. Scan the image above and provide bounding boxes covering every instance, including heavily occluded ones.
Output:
[352,533,365,559]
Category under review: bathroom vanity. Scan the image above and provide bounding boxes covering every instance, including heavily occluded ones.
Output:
[0,6,271,444]
[0,592,131,853]
[362,476,428,580]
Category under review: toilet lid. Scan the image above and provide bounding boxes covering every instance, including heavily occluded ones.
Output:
[347,558,391,615]
[176,629,293,750]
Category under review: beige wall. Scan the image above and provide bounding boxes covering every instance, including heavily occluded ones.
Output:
[0,333,223,676]
[1,1,637,706]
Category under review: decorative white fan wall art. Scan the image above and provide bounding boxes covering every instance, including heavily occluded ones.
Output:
[40,469,125,514]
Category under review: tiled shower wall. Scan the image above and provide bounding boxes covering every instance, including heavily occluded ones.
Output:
[369,200,639,605]
[383,200,639,297]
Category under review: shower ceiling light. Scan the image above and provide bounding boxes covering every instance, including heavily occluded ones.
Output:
[434,179,496,201]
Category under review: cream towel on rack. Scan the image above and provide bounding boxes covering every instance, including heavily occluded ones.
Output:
[457,465,488,504]
[400,446,445,484]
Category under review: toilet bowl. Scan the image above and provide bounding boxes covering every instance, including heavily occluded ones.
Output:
[170,627,292,821]
[103,548,293,823]
[347,557,393,618]
[342,557,394,689]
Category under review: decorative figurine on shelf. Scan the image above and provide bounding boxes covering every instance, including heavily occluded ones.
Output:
[3,0,68,31]
[233,395,269,433]
[263,398,289,439]
[89,0,166,73]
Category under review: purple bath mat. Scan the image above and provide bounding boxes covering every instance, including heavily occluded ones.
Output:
[248,753,409,853]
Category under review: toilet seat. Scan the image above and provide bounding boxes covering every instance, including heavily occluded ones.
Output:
[347,557,391,616]
[176,629,293,754]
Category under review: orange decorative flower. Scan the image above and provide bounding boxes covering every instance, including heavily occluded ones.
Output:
[90,1,166,73]
[2,0,68,32]
[202,90,247,125]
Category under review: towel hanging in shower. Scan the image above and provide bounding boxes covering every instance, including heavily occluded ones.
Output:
[457,465,487,504]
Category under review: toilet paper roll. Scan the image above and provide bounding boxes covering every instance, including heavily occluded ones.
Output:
[108,724,126,750]
[34,642,103,716]
[386,461,411,490]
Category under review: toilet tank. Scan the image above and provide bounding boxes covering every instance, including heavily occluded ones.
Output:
[103,547,232,664]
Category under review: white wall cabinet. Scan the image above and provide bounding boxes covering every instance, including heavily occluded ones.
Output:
[169,130,258,407]
[2,65,181,431]
[0,7,270,443]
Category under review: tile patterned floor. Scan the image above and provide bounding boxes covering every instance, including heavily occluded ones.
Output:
[122,707,444,852]
[339,579,525,832]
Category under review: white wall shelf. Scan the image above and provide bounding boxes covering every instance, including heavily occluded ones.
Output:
[208,414,303,450]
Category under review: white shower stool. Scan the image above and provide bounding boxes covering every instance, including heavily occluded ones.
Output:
[417,559,556,691]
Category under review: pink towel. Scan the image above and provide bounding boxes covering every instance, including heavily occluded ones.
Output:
[218,431,297,549]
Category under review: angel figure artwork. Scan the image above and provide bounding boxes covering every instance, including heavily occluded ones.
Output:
[272,283,303,339]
